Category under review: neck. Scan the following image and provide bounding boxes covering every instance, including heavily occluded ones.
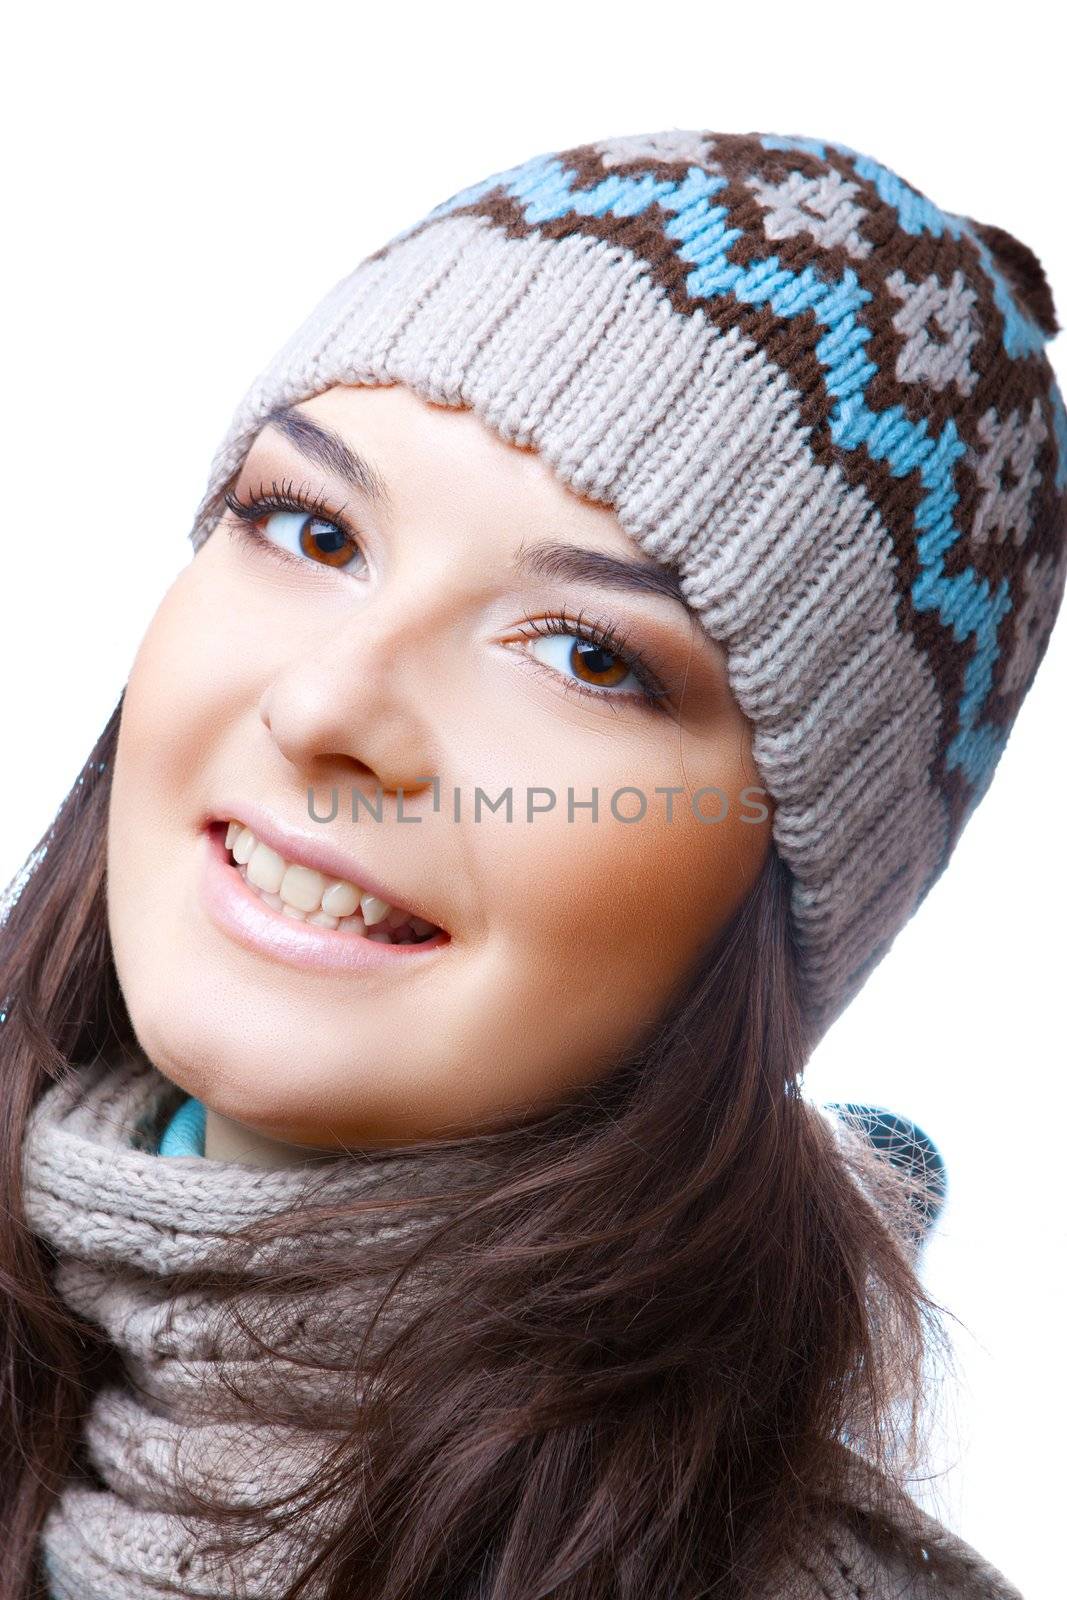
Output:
[202,1104,339,1168]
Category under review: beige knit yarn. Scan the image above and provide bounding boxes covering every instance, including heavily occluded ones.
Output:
[22,1051,1024,1599]
[184,128,1067,1046]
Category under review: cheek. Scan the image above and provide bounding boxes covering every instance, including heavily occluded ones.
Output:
[115,563,243,801]
[106,553,264,958]
[111,542,291,822]
[468,721,771,1077]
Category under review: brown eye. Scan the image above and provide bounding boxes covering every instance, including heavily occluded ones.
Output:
[524,622,651,703]
[569,639,630,688]
[298,515,361,568]
[243,506,365,573]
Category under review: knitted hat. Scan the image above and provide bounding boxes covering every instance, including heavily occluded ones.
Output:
[187,128,1067,1044]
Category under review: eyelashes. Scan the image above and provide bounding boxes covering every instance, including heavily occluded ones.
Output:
[224,480,365,571]
[512,609,670,712]
[226,478,346,528]
[222,481,673,715]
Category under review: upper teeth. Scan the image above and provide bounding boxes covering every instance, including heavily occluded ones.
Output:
[224,820,436,937]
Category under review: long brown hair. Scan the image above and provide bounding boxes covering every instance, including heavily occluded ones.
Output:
[1,695,962,1600]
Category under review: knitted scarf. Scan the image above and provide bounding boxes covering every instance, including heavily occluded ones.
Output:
[21,1050,1024,1600]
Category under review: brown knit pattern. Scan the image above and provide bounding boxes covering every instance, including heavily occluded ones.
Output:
[183,128,1067,1037]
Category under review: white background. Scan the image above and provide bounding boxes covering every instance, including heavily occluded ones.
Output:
[2,4,1063,1594]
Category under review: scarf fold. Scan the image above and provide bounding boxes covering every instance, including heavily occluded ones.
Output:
[21,1048,473,1598]
[21,1050,1023,1600]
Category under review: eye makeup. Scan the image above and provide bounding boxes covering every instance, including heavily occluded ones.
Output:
[222,471,722,721]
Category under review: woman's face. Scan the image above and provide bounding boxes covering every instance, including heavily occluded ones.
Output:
[107,383,772,1155]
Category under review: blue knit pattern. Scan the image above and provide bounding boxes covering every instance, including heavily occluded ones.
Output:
[386,129,1066,854]
[157,1094,206,1158]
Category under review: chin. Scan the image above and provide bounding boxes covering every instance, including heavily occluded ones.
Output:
[121,996,351,1143]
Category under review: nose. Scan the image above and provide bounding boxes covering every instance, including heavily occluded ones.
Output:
[258,580,451,797]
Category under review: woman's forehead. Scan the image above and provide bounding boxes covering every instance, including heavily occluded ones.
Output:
[248,383,663,568]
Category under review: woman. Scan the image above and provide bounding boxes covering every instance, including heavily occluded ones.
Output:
[2,126,1061,1599]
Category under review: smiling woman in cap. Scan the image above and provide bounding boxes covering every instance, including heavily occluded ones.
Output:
[3,126,1062,1599]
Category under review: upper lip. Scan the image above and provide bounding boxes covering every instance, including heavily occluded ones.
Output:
[206,797,448,933]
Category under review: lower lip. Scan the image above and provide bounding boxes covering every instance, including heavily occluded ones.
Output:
[198,822,451,974]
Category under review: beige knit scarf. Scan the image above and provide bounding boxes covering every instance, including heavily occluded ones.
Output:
[21,1051,1024,1600]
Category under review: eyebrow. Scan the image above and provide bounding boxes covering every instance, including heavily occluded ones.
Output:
[511,539,691,611]
[263,404,692,613]
[264,405,393,511]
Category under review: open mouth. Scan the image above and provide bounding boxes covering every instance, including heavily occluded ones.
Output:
[211,819,448,948]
